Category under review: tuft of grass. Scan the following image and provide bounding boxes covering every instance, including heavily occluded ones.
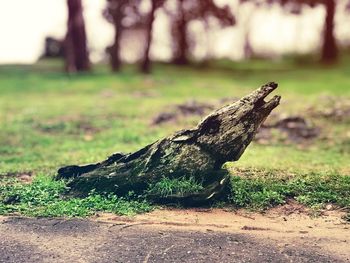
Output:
[0,175,153,217]
[0,171,349,219]
[229,176,285,209]
[229,170,350,212]
[146,176,204,198]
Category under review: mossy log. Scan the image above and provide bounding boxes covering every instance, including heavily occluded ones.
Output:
[57,82,281,204]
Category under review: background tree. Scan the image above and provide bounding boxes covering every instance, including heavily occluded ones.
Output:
[140,0,165,73]
[165,0,235,65]
[105,0,144,72]
[104,0,127,72]
[241,0,339,63]
[65,0,90,72]
[237,2,258,59]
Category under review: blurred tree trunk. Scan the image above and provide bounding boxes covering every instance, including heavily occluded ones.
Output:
[321,0,338,63]
[172,0,189,65]
[243,31,253,59]
[169,0,234,65]
[65,0,90,72]
[110,2,123,72]
[140,0,157,73]
[240,4,255,60]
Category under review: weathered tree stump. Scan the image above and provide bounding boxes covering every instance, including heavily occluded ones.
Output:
[57,82,281,204]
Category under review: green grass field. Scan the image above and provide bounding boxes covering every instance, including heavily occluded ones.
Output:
[0,58,349,217]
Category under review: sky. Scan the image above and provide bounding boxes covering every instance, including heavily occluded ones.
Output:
[0,0,110,63]
[0,0,349,64]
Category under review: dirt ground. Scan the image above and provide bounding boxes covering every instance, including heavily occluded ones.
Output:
[1,207,349,263]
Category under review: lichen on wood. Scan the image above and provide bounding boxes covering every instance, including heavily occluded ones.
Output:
[57,82,281,204]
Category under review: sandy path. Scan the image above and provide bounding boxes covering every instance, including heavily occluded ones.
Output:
[0,208,349,263]
[97,208,349,258]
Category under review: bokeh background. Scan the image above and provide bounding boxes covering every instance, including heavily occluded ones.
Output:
[0,0,349,178]
[1,0,350,64]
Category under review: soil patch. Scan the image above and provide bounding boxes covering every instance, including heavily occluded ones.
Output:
[32,113,122,137]
[306,96,350,123]
[153,100,321,145]
[35,119,101,135]
[152,100,215,125]
[255,116,320,145]
[95,208,350,260]
[1,209,349,263]
[1,172,33,184]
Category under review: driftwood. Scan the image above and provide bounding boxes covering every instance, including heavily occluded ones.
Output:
[57,82,281,203]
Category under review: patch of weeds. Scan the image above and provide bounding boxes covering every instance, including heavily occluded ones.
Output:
[0,175,66,206]
[0,176,153,217]
[229,176,286,209]
[291,174,350,207]
[229,171,350,211]
[146,176,204,198]
[25,192,153,217]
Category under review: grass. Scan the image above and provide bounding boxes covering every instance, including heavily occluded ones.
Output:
[1,170,348,218]
[229,169,350,211]
[0,57,349,218]
[0,175,153,217]
[146,176,204,198]
[1,59,349,175]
